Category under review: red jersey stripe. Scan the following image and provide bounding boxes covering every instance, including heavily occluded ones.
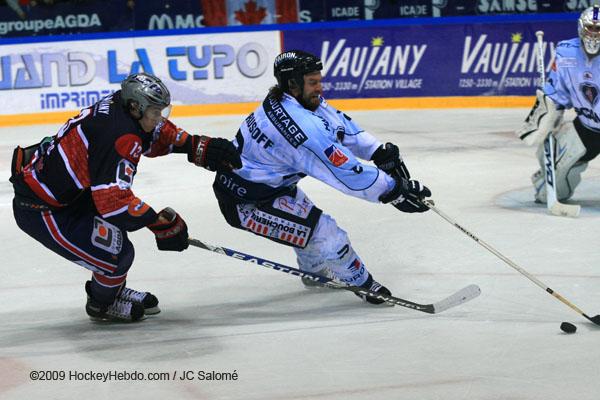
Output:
[58,127,90,188]
[93,272,127,288]
[42,211,117,273]
[22,169,62,207]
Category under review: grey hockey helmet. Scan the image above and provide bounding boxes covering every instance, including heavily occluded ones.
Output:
[274,50,323,93]
[579,6,600,56]
[121,72,171,114]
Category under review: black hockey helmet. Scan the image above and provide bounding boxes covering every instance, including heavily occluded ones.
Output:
[121,72,171,114]
[274,50,323,93]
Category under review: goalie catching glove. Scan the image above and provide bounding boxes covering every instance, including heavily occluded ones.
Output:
[380,177,431,213]
[371,142,410,179]
[188,135,242,172]
[148,207,189,252]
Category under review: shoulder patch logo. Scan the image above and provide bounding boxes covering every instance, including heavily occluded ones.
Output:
[324,145,349,167]
[116,159,136,189]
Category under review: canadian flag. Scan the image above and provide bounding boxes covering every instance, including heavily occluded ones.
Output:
[201,0,299,26]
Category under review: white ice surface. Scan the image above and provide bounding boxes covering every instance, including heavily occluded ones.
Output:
[1,108,599,400]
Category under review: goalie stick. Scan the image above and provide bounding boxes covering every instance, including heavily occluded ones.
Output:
[188,237,481,314]
[535,30,580,218]
[423,199,600,325]
[543,134,581,217]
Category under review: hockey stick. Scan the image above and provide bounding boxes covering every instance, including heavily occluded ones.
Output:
[543,134,581,217]
[423,199,600,325]
[535,30,580,218]
[188,237,481,314]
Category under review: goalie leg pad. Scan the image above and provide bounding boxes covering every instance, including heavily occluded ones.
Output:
[533,123,587,202]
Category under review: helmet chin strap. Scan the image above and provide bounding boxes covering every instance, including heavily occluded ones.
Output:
[127,102,144,121]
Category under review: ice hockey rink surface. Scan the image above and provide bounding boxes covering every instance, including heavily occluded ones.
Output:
[1,108,599,400]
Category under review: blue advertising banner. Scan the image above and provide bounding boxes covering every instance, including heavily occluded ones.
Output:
[283,19,577,98]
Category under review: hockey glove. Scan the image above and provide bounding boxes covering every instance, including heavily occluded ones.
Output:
[371,143,410,179]
[148,207,189,252]
[379,177,431,213]
[188,135,242,172]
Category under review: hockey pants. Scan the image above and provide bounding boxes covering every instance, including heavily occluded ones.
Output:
[12,197,134,306]
[214,185,370,287]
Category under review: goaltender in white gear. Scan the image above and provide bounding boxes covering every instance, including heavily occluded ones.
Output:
[517,6,600,203]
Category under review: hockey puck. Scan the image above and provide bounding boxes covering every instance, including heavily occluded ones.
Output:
[560,322,577,334]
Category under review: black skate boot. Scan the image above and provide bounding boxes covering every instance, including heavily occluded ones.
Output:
[354,274,392,305]
[85,282,145,322]
[119,286,160,315]
[86,281,160,315]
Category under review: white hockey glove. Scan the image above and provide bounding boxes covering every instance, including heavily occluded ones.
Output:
[516,89,564,146]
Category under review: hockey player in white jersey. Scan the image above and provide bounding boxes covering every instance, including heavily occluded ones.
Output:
[212,50,431,304]
[517,6,600,202]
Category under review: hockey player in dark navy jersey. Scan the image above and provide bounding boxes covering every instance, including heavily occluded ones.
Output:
[10,73,241,322]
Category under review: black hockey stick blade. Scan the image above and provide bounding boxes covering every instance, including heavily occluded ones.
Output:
[583,314,600,325]
[188,237,481,314]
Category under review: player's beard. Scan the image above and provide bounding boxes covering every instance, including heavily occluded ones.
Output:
[298,92,320,111]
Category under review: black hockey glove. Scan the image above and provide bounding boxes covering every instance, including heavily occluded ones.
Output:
[188,135,242,172]
[379,177,431,213]
[148,207,189,252]
[371,143,410,179]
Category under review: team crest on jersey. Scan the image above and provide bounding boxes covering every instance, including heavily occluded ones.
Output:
[584,71,594,80]
[116,159,136,189]
[324,145,349,167]
[580,83,599,106]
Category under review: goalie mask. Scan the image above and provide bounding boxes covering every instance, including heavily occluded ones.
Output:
[579,6,600,57]
[121,73,172,118]
[274,50,323,93]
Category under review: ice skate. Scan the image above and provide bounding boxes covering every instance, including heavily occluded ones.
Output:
[354,274,392,305]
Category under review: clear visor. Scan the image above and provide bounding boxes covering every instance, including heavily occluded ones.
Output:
[161,104,172,119]
[143,104,172,120]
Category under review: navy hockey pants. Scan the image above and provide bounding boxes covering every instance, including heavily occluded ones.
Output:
[13,198,135,306]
